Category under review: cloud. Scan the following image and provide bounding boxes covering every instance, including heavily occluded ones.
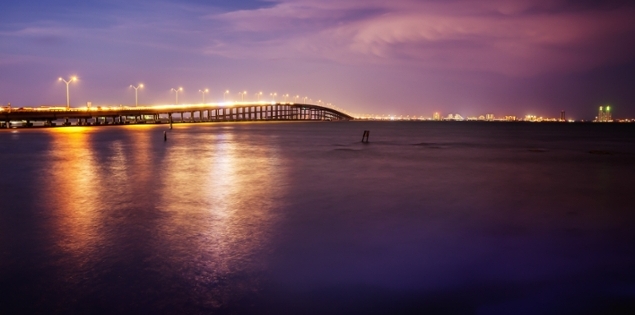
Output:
[204,0,635,76]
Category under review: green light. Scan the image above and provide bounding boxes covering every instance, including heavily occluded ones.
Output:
[606,106,610,111]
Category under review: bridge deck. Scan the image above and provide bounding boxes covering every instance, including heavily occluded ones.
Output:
[0,102,353,127]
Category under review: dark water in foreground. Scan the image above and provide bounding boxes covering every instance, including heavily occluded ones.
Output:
[1,121,634,314]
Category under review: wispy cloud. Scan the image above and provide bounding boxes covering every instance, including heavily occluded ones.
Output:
[204,0,635,76]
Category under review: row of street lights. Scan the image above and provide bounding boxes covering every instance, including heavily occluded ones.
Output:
[57,77,329,108]
[58,76,146,109]
[167,89,323,105]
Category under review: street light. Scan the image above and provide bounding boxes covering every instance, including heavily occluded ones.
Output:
[224,90,230,101]
[130,83,144,107]
[283,94,290,102]
[58,76,77,109]
[199,89,209,104]
[171,87,183,105]
[294,95,300,102]
[239,90,247,101]
[270,92,277,102]
[302,96,308,103]
[255,91,263,101]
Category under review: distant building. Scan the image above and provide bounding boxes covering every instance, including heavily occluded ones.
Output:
[596,106,612,122]
[505,116,517,121]
[560,110,565,121]
[433,112,441,121]
[485,114,494,121]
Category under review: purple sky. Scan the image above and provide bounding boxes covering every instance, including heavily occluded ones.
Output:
[1,0,635,119]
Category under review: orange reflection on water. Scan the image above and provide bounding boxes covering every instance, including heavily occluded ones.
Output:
[44,127,105,259]
[124,125,155,184]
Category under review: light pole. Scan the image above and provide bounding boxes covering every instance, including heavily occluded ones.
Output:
[224,90,229,101]
[171,87,183,105]
[303,96,308,103]
[255,91,263,101]
[294,95,300,103]
[58,76,77,109]
[239,90,247,101]
[270,92,277,102]
[283,94,290,102]
[130,84,144,107]
[199,89,209,104]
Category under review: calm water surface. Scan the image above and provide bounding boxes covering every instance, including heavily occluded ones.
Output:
[1,122,634,314]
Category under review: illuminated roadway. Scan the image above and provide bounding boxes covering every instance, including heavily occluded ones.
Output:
[0,102,354,127]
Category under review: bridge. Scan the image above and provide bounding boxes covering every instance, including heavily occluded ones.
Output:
[0,102,354,128]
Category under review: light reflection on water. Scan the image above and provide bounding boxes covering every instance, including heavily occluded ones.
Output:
[1,122,634,314]
[44,128,105,264]
[10,124,285,312]
[155,130,283,307]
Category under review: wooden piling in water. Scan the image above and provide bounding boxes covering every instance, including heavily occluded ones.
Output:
[362,130,370,143]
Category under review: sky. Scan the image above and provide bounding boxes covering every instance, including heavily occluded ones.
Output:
[1,0,635,119]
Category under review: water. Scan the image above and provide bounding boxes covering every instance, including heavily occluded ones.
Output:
[1,121,634,314]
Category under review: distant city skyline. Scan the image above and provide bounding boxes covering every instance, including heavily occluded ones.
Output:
[2,0,635,120]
